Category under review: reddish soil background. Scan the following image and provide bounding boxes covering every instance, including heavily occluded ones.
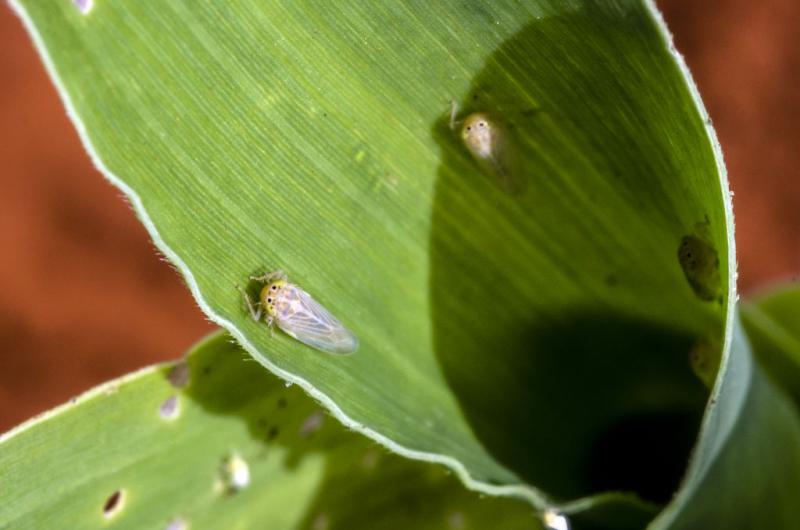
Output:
[0,1,797,432]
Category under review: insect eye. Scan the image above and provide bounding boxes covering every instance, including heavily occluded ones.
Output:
[271,285,277,291]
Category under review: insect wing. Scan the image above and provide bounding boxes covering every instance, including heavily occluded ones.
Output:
[277,287,358,354]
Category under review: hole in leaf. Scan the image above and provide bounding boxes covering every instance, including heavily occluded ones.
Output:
[159,395,180,420]
[218,454,250,493]
[299,411,324,438]
[73,0,93,14]
[165,517,189,530]
[542,510,569,530]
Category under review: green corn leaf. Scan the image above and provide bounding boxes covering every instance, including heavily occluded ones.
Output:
[13,0,800,526]
[741,284,800,406]
[0,332,539,530]
[649,316,800,529]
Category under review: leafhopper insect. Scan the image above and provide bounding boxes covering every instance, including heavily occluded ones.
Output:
[239,271,358,354]
[451,102,522,194]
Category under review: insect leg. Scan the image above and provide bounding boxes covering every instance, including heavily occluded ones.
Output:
[249,270,288,283]
[449,100,460,130]
[266,315,275,337]
[236,285,262,321]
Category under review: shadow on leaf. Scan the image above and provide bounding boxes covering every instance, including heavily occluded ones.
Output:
[430,3,721,504]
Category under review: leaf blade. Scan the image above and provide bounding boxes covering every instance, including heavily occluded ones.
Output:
[0,332,539,530]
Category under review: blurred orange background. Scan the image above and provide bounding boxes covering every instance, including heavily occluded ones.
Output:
[0,1,797,432]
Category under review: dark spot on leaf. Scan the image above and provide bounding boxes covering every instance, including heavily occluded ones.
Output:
[689,339,720,388]
[103,490,124,518]
[167,362,190,388]
[267,426,279,441]
[677,234,721,301]
[277,397,287,409]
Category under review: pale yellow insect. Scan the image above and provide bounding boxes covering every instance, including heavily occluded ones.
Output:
[452,103,521,193]
[461,113,499,160]
[239,271,358,354]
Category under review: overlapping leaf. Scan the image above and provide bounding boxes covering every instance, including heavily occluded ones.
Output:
[0,333,537,529]
[741,284,800,405]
